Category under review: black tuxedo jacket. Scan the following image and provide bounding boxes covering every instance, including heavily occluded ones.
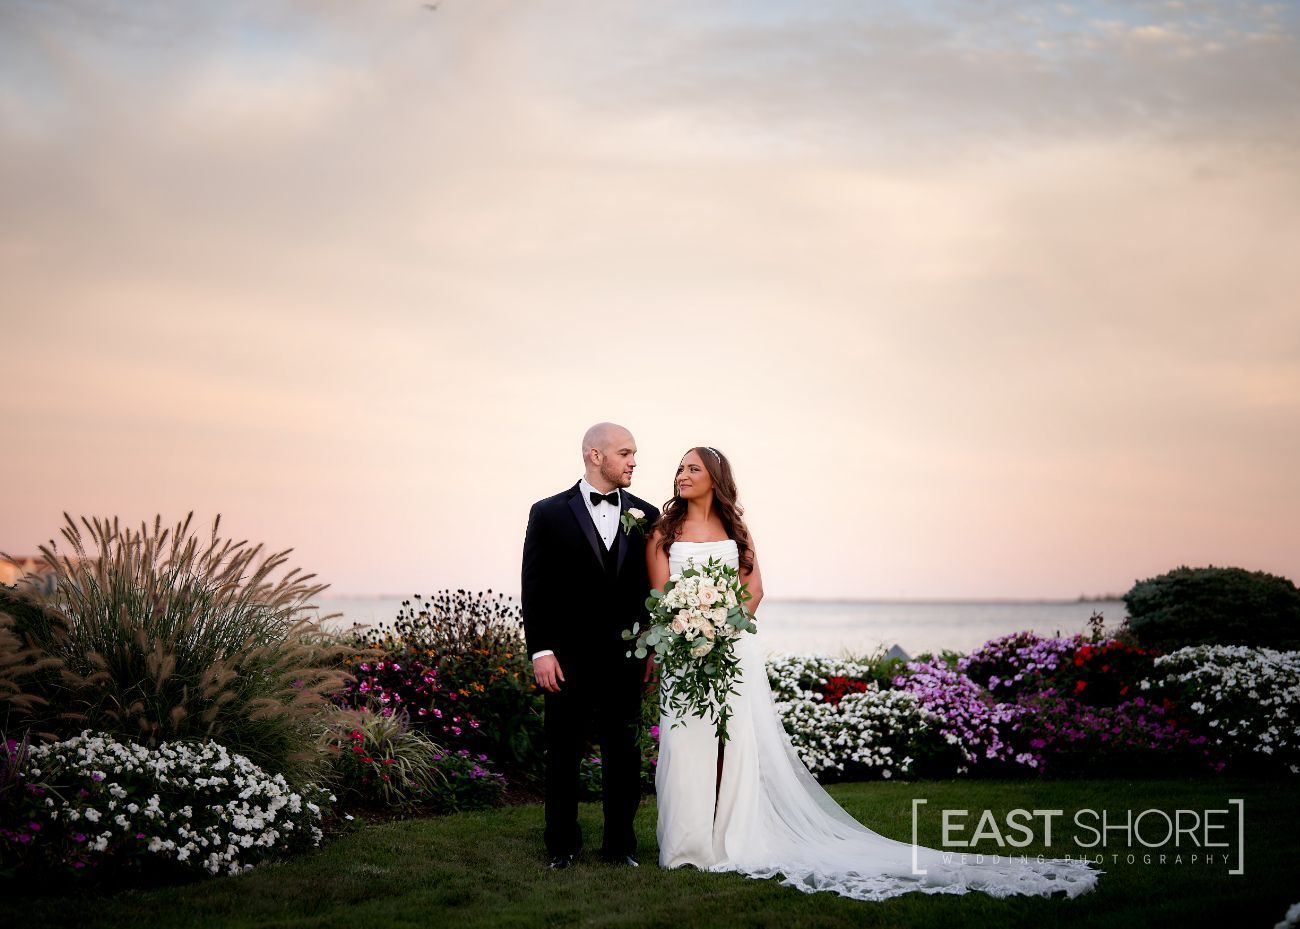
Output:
[521,483,660,666]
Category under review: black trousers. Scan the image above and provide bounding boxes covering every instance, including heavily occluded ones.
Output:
[542,653,644,858]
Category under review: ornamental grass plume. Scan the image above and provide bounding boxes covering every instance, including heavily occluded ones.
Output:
[1,514,354,787]
[0,610,62,729]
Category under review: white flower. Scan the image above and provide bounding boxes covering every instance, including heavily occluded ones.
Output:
[690,640,713,658]
[627,508,645,519]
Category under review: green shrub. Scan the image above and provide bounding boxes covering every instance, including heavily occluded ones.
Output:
[1,514,353,787]
[1123,565,1300,651]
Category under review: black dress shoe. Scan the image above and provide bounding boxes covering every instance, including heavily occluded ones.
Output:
[548,853,577,870]
[601,854,640,867]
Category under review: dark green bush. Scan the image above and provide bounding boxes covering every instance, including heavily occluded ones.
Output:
[1123,565,1300,651]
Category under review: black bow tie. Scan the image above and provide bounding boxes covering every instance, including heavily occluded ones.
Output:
[589,490,620,507]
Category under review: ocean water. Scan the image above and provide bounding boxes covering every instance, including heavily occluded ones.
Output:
[314,596,1127,659]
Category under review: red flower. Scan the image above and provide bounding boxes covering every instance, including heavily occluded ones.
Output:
[1074,680,1088,693]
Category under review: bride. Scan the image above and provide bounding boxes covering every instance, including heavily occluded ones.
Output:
[646,446,1100,902]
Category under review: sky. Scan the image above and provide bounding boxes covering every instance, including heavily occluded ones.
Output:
[2,0,1298,600]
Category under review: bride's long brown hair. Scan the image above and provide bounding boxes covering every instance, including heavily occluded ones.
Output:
[655,446,754,573]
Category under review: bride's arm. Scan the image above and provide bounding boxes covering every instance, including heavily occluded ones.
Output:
[644,528,670,684]
[647,527,670,592]
[741,548,764,616]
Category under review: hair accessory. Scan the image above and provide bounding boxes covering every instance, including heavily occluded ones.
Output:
[704,447,722,462]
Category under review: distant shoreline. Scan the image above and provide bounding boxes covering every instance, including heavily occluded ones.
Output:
[315,594,1127,606]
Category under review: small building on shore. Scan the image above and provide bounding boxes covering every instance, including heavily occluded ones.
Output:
[0,556,57,592]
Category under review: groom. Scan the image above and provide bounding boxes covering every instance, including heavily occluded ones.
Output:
[521,422,659,869]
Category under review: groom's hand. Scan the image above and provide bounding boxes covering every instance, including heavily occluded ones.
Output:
[533,654,565,693]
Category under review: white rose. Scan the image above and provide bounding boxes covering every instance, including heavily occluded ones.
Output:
[627,508,645,519]
[713,607,728,624]
[698,586,718,606]
[670,616,688,634]
[691,640,714,658]
[699,621,715,640]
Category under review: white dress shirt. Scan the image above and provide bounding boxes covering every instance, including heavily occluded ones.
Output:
[532,478,622,662]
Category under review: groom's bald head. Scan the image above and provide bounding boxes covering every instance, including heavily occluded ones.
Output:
[582,422,630,456]
[582,422,637,490]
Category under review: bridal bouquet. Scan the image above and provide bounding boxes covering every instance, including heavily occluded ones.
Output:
[623,556,757,741]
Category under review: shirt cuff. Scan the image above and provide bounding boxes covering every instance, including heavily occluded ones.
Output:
[531,649,554,660]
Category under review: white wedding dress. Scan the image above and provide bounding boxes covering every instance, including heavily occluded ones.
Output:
[655,539,1100,901]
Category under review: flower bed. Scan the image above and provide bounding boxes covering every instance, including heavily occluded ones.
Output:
[2,730,330,882]
[767,656,937,779]
[336,592,543,782]
[1140,644,1300,773]
[767,635,1294,780]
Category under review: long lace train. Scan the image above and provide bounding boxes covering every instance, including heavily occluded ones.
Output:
[655,540,1101,902]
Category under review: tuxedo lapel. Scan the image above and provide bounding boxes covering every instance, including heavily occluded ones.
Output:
[616,490,631,575]
[566,486,605,569]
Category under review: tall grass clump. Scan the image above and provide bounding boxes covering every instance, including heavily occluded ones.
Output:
[1,514,354,787]
[319,706,504,812]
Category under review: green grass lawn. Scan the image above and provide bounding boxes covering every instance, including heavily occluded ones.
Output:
[14,778,1296,929]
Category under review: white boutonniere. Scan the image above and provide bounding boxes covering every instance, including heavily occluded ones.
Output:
[620,507,648,537]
